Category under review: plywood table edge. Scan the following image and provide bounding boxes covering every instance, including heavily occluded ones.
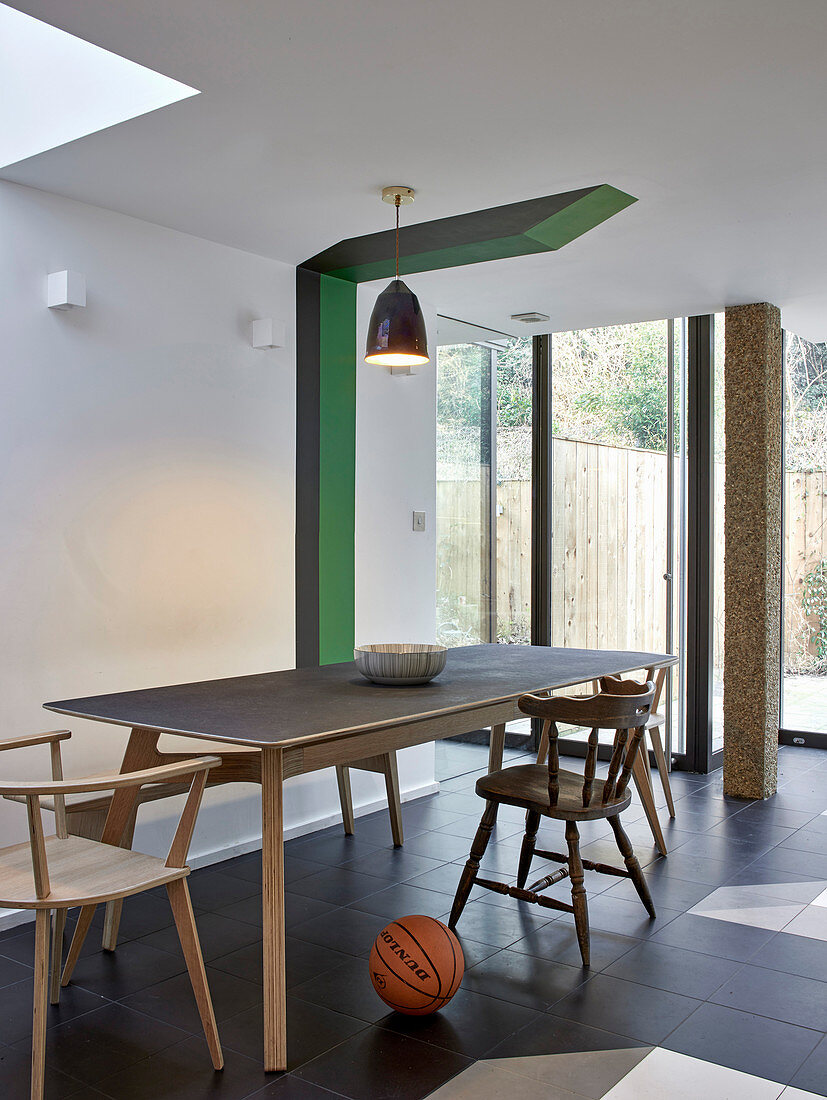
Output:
[42,654,677,753]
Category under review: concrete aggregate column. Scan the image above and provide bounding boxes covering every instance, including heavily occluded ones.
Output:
[723,303,782,799]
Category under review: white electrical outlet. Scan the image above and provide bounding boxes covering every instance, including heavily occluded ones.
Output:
[412,511,426,532]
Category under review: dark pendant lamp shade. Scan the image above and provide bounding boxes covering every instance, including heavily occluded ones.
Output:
[364,279,430,367]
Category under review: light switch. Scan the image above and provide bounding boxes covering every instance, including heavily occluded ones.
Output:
[413,511,426,532]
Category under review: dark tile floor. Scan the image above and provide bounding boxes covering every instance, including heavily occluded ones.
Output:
[0,741,825,1098]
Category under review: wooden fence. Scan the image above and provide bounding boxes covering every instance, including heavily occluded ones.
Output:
[437,437,827,671]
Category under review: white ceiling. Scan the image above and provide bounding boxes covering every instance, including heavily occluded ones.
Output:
[4,0,827,339]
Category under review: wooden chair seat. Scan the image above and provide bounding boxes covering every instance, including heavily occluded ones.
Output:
[476,765,631,820]
[0,834,188,909]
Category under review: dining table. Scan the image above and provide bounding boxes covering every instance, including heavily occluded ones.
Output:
[45,642,676,1071]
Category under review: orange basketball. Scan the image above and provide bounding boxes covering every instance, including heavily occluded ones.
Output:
[369,915,464,1015]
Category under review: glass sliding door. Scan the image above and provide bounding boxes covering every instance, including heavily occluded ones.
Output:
[435,312,728,772]
[712,312,726,754]
[494,336,533,645]
[435,323,535,760]
[670,319,688,756]
[548,320,683,749]
[436,340,493,647]
[782,331,827,740]
[436,327,535,651]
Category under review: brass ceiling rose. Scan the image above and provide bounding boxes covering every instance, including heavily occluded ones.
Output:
[381,185,415,206]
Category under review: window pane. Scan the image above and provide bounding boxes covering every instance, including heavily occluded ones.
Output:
[712,313,725,754]
[495,336,533,645]
[550,321,677,748]
[783,332,827,734]
[436,343,490,647]
[550,322,671,653]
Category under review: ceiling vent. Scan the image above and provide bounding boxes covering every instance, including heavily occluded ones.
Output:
[511,312,550,324]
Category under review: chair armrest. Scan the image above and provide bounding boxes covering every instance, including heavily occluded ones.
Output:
[0,755,222,797]
[0,730,71,752]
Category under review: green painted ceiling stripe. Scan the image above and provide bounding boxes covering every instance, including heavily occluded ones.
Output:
[523,185,636,250]
[317,274,357,665]
[303,184,636,284]
[326,234,548,283]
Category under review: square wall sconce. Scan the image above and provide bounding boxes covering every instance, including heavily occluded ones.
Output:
[250,318,285,349]
[47,270,86,310]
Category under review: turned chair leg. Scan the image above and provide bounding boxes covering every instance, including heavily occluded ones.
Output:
[517,810,540,889]
[449,800,498,930]
[609,815,656,918]
[31,909,50,1100]
[565,820,590,967]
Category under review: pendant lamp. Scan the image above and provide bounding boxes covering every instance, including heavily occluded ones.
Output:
[364,186,429,369]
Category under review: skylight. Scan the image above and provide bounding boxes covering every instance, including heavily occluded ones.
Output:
[0,4,199,169]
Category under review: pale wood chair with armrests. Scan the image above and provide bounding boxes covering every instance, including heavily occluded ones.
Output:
[0,730,224,1100]
[450,683,656,967]
[13,743,406,963]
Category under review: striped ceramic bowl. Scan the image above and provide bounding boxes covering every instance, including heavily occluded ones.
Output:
[354,643,447,686]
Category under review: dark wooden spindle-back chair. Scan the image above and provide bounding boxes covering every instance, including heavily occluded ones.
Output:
[449,682,656,966]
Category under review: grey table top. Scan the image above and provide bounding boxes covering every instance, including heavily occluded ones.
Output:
[44,644,676,749]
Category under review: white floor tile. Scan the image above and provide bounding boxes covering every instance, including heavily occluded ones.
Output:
[426,1061,583,1099]
[602,1048,784,1100]
[779,1088,826,1099]
[784,905,827,941]
[735,881,827,905]
[692,885,811,911]
[691,903,806,931]
[688,885,816,930]
[811,886,827,908]
[490,1047,651,1099]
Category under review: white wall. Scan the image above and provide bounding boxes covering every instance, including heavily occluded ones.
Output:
[0,184,438,928]
[354,283,438,794]
[0,179,294,874]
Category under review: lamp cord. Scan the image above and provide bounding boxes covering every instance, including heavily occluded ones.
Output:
[395,196,400,280]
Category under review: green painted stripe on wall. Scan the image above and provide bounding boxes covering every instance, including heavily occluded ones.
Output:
[318,274,357,664]
[523,185,636,250]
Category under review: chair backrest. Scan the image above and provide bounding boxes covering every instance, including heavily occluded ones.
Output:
[600,666,666,713]
[518,683,655,809]
[0,731,221,902]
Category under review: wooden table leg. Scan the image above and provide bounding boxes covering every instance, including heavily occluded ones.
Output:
[488,723,506,773]
[334,765,355,835]
[102,807,137,951]
[101,731,159,951]
[631,742,667,856]
[261,746,286,1072]
[63,728,160,980]
[382,752,404,847]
